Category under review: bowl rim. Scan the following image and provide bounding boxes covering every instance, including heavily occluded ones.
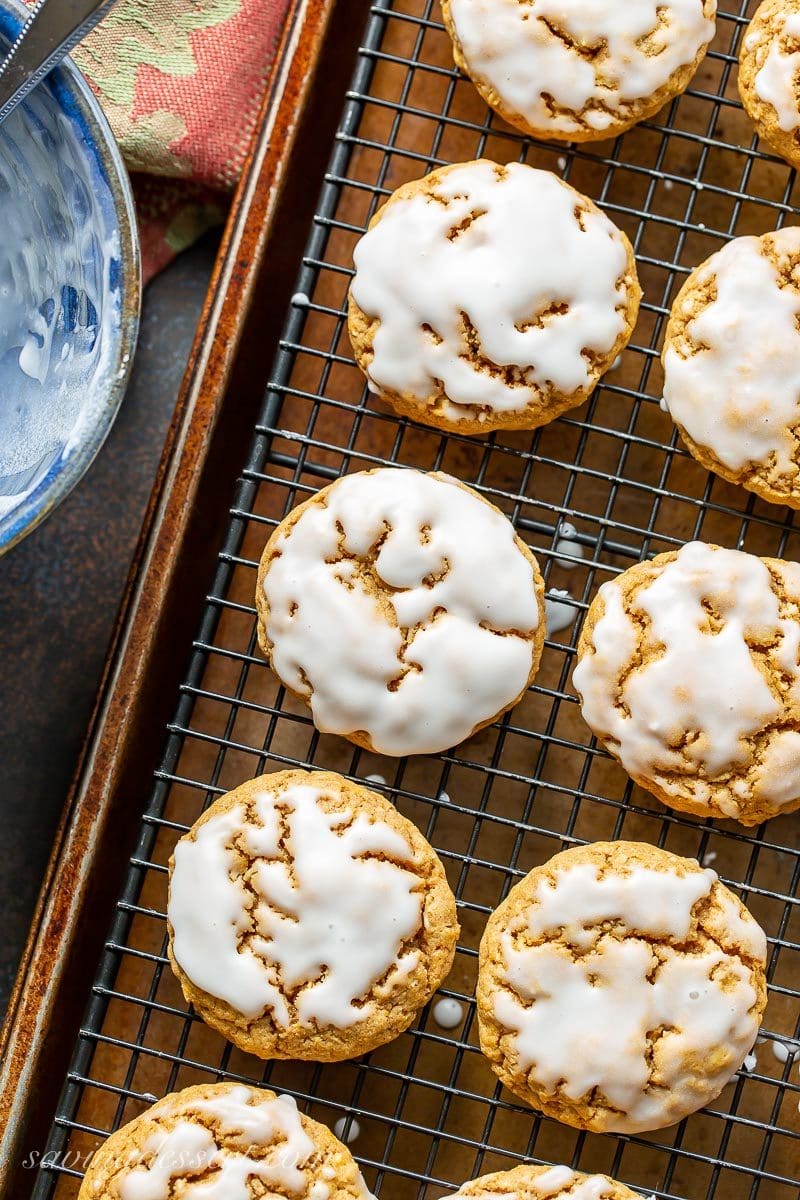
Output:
[0,0,141,555]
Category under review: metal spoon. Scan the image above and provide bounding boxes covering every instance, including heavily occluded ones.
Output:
[0,0,117,127]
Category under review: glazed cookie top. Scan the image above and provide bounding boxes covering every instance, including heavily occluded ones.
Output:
[168,771,457,1050]
[349,161,634,423]
[573,542,800,824]
[443,0,715,139]
[742,1,800,133]
[257,468,544,755]
[452,1163,640,1200]
[79,1084,374,1200]
[662,229,800,497]
[479,842,767,1133]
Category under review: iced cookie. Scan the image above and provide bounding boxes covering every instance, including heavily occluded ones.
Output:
[573,541,800,825]
[255,467,545,755]
[348,161,640,434]
[662,228,800,507]
[77,1083,374,1200]
[441,0,716,143]
[167,770,459,1060]
[739,0,800,170]
[452,1164,642,1200]
[477,841,767,1133]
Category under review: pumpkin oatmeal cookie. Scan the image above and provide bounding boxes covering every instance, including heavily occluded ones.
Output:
[442,0,716,142]
[78,1083,374,1200]
[573,541,800,824]
[347,160,639,434]
[661,228,800,508]
[167,770,459,1061]
[451,1164,643,1200]
[740,0,800,171]
[255,467,545,755]
[477,841,767,1133]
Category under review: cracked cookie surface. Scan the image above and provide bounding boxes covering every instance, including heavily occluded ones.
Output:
[78,1083,375,1200]
[347,161,640,435]
[441,0,716,143]
[256,467,545,755]
[477,841,767,1133]
[740,0,800,171]
[662,228,800,508]
[167,770,459,1061]
[452,1163,641,1200]
[573,541,800,824]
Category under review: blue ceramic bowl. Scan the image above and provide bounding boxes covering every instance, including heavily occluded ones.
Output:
[0,0,140,554]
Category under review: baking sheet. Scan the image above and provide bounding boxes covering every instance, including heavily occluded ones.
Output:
[35,0,800,1196]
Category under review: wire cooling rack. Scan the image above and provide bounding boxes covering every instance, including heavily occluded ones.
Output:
[35,0,800,1196]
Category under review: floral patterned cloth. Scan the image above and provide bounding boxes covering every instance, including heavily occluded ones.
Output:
[61,0,290,281]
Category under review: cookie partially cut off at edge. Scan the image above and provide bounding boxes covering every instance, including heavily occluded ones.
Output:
[255,467,546,756]
[477,841,767,1134]
[167,769,459,1061]
[452,1163,642,1200]
[661,227,800,508]
[573,541,800,825]
[77,1083,375,1200]
[441,0,716,144]
[739,0,800,172]
[347,160,640,435]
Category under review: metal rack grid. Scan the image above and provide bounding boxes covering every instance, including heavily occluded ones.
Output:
[34,0,800,1196]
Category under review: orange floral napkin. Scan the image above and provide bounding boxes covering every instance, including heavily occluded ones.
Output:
[63,0,291,281]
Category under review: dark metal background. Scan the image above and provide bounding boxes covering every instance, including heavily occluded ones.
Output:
[35,0,800,1196]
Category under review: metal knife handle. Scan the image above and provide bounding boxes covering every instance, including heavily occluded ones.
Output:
[0,0,117,125]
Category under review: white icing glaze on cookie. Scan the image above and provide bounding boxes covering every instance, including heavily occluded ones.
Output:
[261,468,541,754]
[350,162,629,419]
[712,891,769,961]
[754,13,800,131]
[119,1089,346,1200]
[753,729,800,808]
[662,231,800,474]
[119,1123,216,1200]
[169,782,423,1026]
[446,0,715,136]
[522,861,717,946]
[530,1172,614,1200]
[454,1167,615,1200]
[572,542,800,812]
[493,864,764,1133]
[532,1166,578,1195]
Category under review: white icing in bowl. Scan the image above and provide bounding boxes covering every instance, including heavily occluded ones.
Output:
[0,0,139,551]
